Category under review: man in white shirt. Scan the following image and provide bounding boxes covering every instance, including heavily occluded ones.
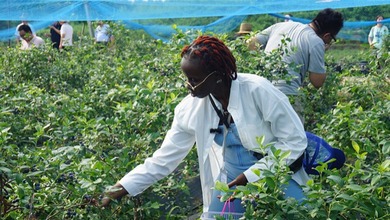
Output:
[17,24,44,50]
[59,21,73,49]
[95,21,114,45]
[248,8,344,124]
[15,21,35,45]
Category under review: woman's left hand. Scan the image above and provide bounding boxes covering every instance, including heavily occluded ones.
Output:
[217,173,248,202]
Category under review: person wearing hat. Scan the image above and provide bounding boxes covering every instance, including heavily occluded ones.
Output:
[284,14,293,22]
[95,21,114,47]
[235,23,252,38]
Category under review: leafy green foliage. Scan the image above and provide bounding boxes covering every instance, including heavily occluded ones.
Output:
[0,24,193,219]
[0,22,389,219]
[226,35,389,219]
[228,33,297,83]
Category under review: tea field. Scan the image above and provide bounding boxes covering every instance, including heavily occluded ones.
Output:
[1,26,389,219]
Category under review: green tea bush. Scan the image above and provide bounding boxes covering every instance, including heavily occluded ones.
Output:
[0,24,194,219]
[215,34,389,219]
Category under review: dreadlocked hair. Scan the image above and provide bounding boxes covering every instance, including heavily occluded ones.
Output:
[181,36,237,81]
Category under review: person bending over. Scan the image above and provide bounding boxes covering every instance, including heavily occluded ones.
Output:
[248,8,344,124]
[101,36,308,214]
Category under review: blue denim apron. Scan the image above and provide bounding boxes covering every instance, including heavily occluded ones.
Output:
[208,123,305,213]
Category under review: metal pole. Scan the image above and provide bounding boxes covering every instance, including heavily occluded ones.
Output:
[83,1,94,38]
[8,20,11,47]
[7,0,11,47]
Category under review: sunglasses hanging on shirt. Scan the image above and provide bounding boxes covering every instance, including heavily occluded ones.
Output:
[209,95,231,129]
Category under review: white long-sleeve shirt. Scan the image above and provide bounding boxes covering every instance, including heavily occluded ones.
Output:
[20,36,44,50]
[95,24,111,42]
[119,73,309,211]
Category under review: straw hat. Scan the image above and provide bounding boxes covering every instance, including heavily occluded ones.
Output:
[237,23,252,34]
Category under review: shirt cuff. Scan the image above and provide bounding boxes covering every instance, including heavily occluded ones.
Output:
[243,169,261,183]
